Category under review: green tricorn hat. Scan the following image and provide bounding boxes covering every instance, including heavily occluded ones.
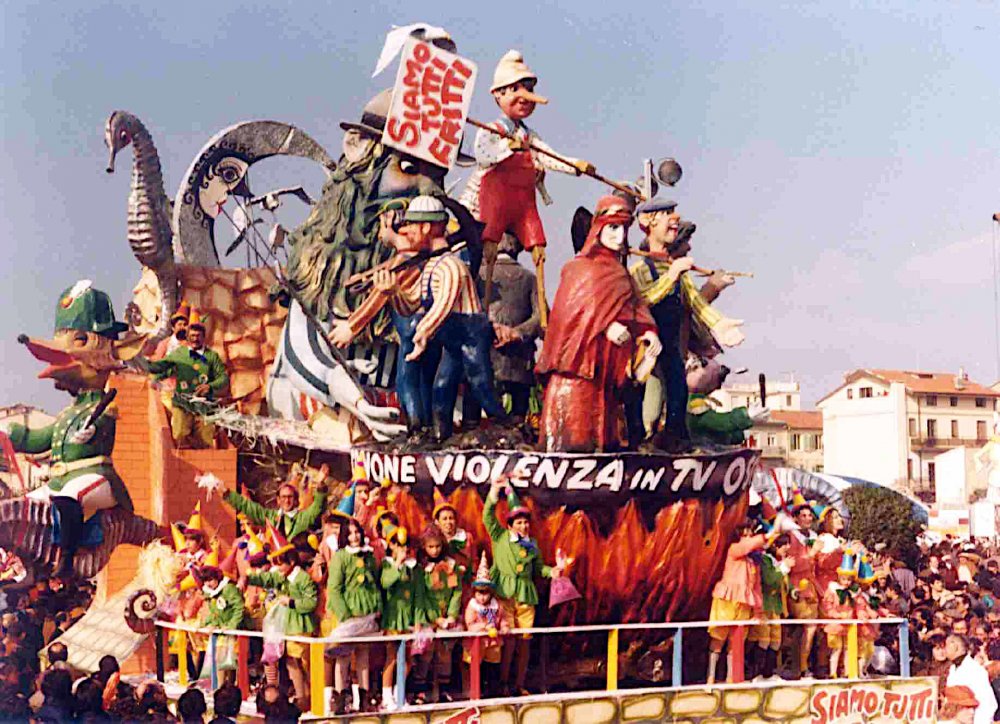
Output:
[54,280,128,340]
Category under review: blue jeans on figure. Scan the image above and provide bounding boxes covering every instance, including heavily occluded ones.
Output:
[421,312,507,440]
[391,308,440,433]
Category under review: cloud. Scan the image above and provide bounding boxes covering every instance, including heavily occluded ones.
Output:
[897,233,996,286]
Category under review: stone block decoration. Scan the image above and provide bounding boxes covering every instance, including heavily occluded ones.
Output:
[355,677,937,723]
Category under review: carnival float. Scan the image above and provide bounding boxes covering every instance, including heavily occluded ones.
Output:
[0,21,939,723]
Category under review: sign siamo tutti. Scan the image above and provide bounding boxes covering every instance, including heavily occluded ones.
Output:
[382,38,478,170]
[349,447,760,508]
[809,682,936,724]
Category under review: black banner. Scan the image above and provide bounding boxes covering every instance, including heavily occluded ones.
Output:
[349,447,760,510]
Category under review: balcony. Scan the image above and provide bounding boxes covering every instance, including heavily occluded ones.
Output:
[910,436,988,451]
[760,446,787,459]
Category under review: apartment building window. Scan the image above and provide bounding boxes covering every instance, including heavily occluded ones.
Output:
[817,434,823,450]
[976,397,987,408]
[928,462,936,484]
[766,435,777,447]
[907,459,913,480]
[790,434,800,451]
[927,419,937,438]
[786,395,792,407]
[927,395,938,406]
[847,389,853,400]
[859,386,873,399]
[951,420,959,438]
[950,396,958,407]
[979,420,988,440]
[908,418,917,436]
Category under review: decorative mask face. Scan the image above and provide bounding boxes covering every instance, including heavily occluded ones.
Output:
[599,223,627,252]
[493,80,546,121]
[197,156,250,219]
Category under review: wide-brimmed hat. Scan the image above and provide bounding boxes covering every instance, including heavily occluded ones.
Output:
[340,89,474,165]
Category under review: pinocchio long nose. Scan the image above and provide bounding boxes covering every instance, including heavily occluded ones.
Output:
[515,89,549,105]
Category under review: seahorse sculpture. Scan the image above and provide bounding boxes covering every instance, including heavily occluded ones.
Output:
[105,110,179,341]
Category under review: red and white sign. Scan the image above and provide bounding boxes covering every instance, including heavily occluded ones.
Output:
[809,683,935,724]
[382,38,477,169]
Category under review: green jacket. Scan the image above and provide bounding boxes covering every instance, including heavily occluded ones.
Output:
[760,553,789,617]
[247,568,317,636]
[223,489,326,540]
[328,547,381,621]
[380,558,429,632]
[148,345,228,413]
[7,389,133,513]
[483,492,552,605]
[421,558,464,620]
[201,581,246,630]
[687,394,753,445]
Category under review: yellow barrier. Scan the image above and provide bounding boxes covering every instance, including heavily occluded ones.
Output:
[606,628,619,691]
[846,624,859,679]
[177,633,189,687]
[310,642,325,716]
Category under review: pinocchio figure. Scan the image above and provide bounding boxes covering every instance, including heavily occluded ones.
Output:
[461,49,595,323]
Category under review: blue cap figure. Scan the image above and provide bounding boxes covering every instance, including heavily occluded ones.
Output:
[635,198,678,216]
[857,555,876,585]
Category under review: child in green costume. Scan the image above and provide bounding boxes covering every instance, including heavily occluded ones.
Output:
[327,518,381,715]
[198,566,245,684]
[379,523,428,710]
[245,547,316,710]
[414,524,465,702]
[483,474,563,696]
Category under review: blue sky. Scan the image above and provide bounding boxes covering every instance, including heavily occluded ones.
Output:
[2,0,1000,413]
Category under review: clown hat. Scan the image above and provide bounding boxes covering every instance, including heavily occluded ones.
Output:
[837,549,858,577]
[265,522,294,560]
[236,514,266,555]
[186,502,203,532]
[187,308,206,331]
[858,555,876,585]
[332,486,357,521]
[432,488,456,520]
[472,553,494,589]
[373,507,398,536]
[219,544,238,577]
[170,302,191,324]
[383,522,408,548]
[811,500,830,523]
[790,486,808,509]
[170,523,186,552]
[350,462,368,485]
[506,488,530,521]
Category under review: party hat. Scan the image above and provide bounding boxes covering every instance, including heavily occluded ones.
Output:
[472,552,494,589]
[351,462,368,484]
[265,522,294,560]
[384,522,408,548]
[790,486,808,509]
[219,544,239,577]
[857,555,876,585]
[506,487,529,520]
[170,522,186,552]
[333,486,357,520]
[237,515,266,556]
[432,488,456,520]
[186,502,203,532]
[837,549,858,577]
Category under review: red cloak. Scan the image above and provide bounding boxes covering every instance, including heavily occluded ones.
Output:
[536,198,654,452]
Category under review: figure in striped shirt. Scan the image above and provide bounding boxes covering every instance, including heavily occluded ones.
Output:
[399,196,509,441]
[328,199,441,437]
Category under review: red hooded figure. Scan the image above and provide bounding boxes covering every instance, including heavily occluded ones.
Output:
[536,196,656,452]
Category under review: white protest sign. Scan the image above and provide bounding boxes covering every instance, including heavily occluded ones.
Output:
[382,38,477,169]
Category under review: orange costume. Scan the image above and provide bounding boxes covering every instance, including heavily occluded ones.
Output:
[707,533,766,642]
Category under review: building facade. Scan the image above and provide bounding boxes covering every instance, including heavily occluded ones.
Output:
[748,410,824,472]
[714,378,801,412]
[817,369,998,497]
